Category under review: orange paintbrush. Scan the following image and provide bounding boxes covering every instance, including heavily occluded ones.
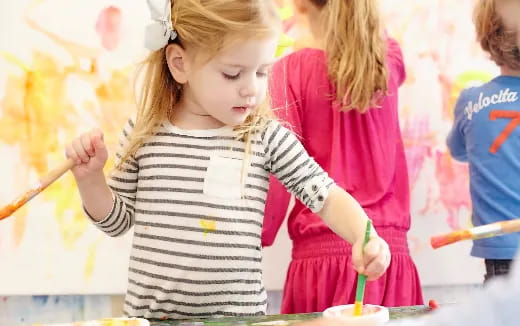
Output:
[0,158,75,221]
[431,219,520,249]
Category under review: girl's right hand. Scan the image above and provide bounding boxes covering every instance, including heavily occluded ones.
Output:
[65,129,108,180]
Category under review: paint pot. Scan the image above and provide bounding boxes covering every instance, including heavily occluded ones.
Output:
[323,304,389,326]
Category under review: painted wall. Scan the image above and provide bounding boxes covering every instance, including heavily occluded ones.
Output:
[0,0,493,303]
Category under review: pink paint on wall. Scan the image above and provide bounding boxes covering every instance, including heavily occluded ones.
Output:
[95,6,122,51]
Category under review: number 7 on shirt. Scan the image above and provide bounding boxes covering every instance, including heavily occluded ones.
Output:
[489,110,520,154]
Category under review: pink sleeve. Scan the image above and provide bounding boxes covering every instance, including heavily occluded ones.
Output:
[386,37,406,86]
[262,56,303,247]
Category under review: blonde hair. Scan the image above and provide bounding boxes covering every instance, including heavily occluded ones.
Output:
[473,0,520,70]
[310,0,388,113]
[117,0,280,169]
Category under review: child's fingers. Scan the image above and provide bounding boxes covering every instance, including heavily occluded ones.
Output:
[365,257,387,280]
[81,133,95,156]
[364,240,391,280]
[65,143,82,165]
[351,241,365,274]
[363,239,382,265]
[72,138,91,163]
[90,129,106,153]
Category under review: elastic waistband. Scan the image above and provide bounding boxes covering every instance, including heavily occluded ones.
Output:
[292,227,410,259]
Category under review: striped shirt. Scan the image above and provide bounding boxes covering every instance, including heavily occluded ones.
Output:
[90,118,334,319]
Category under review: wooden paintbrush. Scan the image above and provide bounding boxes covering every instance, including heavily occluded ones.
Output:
[0,158,75,220]
[431,219,520,249]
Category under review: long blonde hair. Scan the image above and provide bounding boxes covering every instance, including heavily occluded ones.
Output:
[311,0,388,113]
[117,0,280,169]
[473,0,520,70]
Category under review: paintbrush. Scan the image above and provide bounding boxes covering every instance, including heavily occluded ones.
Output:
[431,219,520,249]
[0,158,75,221]
[353,219,373,316]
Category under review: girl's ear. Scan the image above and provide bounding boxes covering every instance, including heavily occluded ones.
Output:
[166,44,189,84]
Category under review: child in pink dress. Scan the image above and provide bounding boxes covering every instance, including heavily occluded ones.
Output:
[263,0,423,313]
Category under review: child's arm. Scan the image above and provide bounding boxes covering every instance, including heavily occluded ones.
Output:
[66,121,138,236]
[318,186,372,247]
[446,90,469,161]
[264,122,390,279]
[66,129,113,220]
[317,185,389,278]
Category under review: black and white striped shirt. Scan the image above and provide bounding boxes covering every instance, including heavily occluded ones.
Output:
[91,118,334,319]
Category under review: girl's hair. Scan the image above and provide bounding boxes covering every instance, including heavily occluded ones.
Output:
[310,0,388,113]
[473,0,520,71]
[116,0,280,169]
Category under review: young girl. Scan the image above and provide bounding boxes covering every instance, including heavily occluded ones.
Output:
[447,0,520,282]
[262,0,423,313]
[65,0,390,320]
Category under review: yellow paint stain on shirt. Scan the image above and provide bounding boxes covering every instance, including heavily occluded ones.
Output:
[200,219,216,236]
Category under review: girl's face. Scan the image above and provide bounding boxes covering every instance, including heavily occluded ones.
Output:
[171,36,279,129]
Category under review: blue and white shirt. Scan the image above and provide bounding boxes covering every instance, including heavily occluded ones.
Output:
[447,75,520,259]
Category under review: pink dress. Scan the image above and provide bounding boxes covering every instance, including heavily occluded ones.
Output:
[263,38,423,313]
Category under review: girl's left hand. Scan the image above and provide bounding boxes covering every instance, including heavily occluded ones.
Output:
[352,236,391,281]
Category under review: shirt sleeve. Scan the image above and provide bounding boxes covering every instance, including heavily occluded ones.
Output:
[386,36,407,87]
[87,118,137,237]
[262,57,302,246]
[389,249,520,326]
[446,90,469,162]
[262,120,335,214]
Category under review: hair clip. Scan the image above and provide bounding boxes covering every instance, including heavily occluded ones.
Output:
[144,0,178,51]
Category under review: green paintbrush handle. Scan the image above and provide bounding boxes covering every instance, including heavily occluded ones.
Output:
[354,219,373,314]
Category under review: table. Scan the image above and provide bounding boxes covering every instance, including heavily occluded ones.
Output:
[149,305,433,326]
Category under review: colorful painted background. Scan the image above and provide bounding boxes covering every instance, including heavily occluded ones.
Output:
[0,0,497,297]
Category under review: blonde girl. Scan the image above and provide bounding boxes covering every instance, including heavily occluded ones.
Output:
[66,0,390,319]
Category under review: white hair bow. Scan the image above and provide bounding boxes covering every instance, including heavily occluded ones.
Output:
[144,0,178,51]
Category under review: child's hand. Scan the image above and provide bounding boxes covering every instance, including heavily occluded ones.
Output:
[65,129,108,180]
[352,236,391,281]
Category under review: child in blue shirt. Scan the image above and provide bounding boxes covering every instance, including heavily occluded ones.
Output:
[447,0,520,281]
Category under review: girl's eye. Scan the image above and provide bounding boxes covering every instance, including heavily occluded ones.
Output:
[257,71,268,78]
[222,72,240,80]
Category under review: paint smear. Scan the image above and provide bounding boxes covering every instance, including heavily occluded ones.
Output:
[200,219,216,236]
[84,240,101,280]
[435,150,471,230]
[95,6,122,51]
[402,116,433,188]
[13,205,28,247]
[46,177,89,249]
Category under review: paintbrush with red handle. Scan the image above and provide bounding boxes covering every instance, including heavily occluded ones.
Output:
[0,158,76,220]
[431,219,520,249]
